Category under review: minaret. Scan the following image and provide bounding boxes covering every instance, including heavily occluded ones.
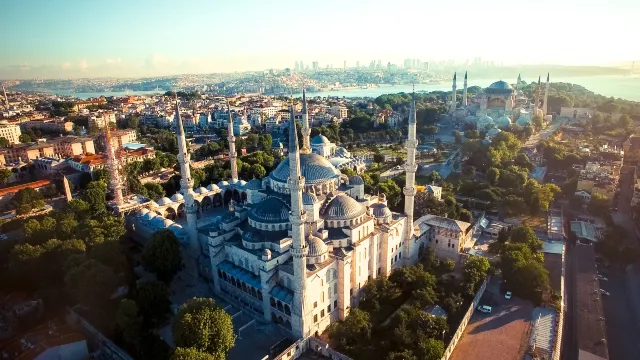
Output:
[300,89,311,154]
[403,88,418,265]
[462,71,468,107]
[1,85,8,106]
[104,124,123,207]
[543,73,550,116]
[287,104,309,338]
[174,97,200,277]
[449,72,457,113]
[533,75,541,114]
[516,73,522,91]
[226,100,238,181]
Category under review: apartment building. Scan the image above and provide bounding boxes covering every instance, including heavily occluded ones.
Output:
[0,123,22,144]
[20,118,74,133]
[88,110,116,128]
[329,105,348,119]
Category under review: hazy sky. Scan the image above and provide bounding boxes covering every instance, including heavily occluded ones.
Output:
[2,0,639,79]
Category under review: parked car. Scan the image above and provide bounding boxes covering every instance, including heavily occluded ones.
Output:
[477,305,492,314]
[504,291,512,300]
[599,289,610,296]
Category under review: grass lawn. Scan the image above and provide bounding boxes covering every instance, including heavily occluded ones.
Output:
[520,215,547,231]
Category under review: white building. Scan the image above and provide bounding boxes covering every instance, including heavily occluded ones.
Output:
[329,105,348,119]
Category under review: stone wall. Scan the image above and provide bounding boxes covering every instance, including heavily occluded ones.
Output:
[271,336,353,360]
[440,277,489,360]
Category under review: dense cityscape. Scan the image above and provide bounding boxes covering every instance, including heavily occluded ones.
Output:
[2,1,640,360]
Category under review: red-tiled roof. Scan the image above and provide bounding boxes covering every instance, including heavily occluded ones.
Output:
[0,180,51,197]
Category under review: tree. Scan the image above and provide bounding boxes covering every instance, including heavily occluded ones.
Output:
[425,171,441,184]
[172,348,216,360]
[142,230,183,283]
[510,225,542,252]
[135,281,171,327]
[0,168,13,184]
[173,298,235,360]
[85,186,106,214]
[486,167,500,186]
[116,299,143,345]
[65,259,118,308]
[143,182,165,201]
[457,208,472,222]
[0,137,10,147]
[328,309,372,354]
[462,256,490,291]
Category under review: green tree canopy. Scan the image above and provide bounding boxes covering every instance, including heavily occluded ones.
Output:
[172,348,216,360]
[65,259,118,308]
[135,280,172,327]
[116,299,143,345]
[172,298,235,360]
[142,229,183,283]
[328,308,372,355]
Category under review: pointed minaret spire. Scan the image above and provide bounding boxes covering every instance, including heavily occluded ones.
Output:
[516,73,522,90]
[463,71,468,107]
[300,88,311,154]
[450,72,457,113]
[226,100,238,182]
[403,86,418,265]
[543,73,550,116]
[104,123,123,206]
[174,96,200,277]
[287,100,309,337]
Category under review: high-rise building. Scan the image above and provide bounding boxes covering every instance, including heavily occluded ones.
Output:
[356,61,360,68]
[343,60,346,70]
[312,61,319,71]
[294,61,299,72]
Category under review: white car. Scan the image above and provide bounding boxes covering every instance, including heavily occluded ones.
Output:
[504,291,512,300]
[477,305,492,314]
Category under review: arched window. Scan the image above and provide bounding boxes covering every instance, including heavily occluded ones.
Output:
[277,301,284,312]
[284,304,291,316]
[258,290,263,300]
[270,297,276,307]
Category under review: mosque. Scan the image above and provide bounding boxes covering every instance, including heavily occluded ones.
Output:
[449,72,552,133]
[112,92,471,340]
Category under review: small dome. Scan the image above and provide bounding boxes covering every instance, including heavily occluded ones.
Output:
[207,183,220,191]
[148,200,159,208]
[170,193,184,202]
[370,203,392,218]
[262,248,272,257]
[349,176,364,185]
[487,128,502,137]
[465,115,477,123]
[244,179,262,190]
[163,218,175,227]
[150,216,166,229]
[229,178,239,185]
[238,180,247,186]
[141,211,157,221]
[311,135,330,145]
[136,208,149,217]
[322,193,366,220]
[157,197,173,206]
[307,236,328,258]
[495,116,512,129]
[168,223,183,231]
[195,187,208,194]
[248,197,290,224]
[270,153,341,185]
[303,192,319,205]
[218,181,229,187]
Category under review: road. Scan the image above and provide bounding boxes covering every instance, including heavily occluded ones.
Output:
[522,118,567,149]
[562,244,578,360]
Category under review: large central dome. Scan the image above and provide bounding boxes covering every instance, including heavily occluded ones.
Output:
[270,153,341,185]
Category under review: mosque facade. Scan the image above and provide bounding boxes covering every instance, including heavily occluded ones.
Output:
[119,92,468,340]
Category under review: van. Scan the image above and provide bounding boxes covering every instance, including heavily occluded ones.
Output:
[477,305,492,314]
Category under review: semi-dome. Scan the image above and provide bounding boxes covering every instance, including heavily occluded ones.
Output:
[242,230,264,243]
[195,187,208,194]
[157,197,173,206]
[244,179,262,190]
[270,153,341,185]
[303,192,319,205]
[170,193,184,202]
[322,193,366,220]
[370,203,392,218]
[307,236,328,257]
[248,197,290,224]
[311,135,330,145]
[349,175,364,185]
[487,80,514,91]
[206,183,220,191]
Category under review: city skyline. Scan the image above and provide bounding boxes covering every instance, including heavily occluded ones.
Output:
[2,0,640,79]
